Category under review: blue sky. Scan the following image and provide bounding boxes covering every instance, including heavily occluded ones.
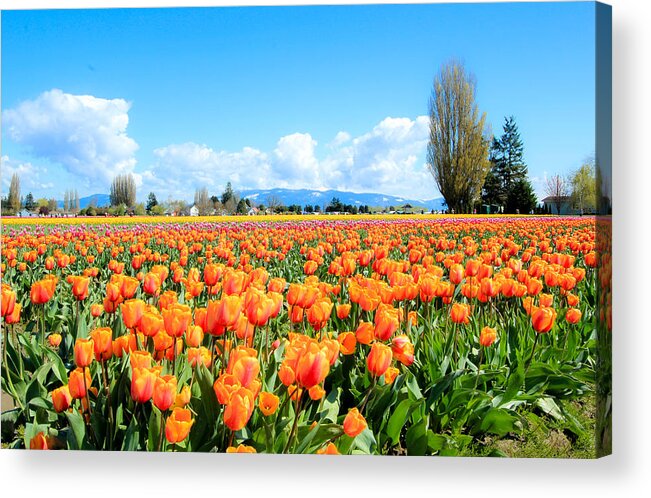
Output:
[1,2,596,203]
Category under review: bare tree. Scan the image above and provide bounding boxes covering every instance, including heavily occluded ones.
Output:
[427,60,491,213]
[194,187,212,215]
[544,174,570,215]
[265,195,282,214]
[110,173,137,208]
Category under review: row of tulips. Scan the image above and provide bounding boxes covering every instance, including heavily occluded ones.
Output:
[1,217,603,454]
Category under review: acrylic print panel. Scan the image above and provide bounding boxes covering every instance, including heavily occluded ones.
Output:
[0,1,611,457]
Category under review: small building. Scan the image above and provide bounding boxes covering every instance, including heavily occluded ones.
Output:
[247,207,259,216]
[542,196,575,215]
[189,205,199,217]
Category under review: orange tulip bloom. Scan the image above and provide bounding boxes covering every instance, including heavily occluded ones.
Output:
[140,311,164,338]
[479,326,497,347]
[278,364,296,386]
[308,384,326,400]
[68,367,92,399]
[173,385,192,409]
[153,375,177,412]
[187,346,212,368]
[162,303,193,338]
[223,387,255,431]
[449,263,464,285]
[531,306,557,334]
[131,367,158,403]
[90,303,103,318]
[343,407,367,437]
[213,373,242,405]
[121,299,146,330]
[296,348,330,389]
[30,432,49,450]
[4,302,21,324]
[367,342,392,377]
[336,304,351,320]
[566,308,582,324]
[450,302,470,325]
[30,276,57,304]
[258,391,280,416]
[143,272,161,296]
[316,442,340,455]
[165,407,194,444]
[69,275,90,301]
[374,306,400,341]
[89,327,113,361]
[185,324,204,347]
[355,321,375,345]
[51,385,72,412]
[337,332,357,355]
[74,338,95,368]
[130,350,153,369]
[391,335,414,366]
[226,444,257,453]
[384,366,400,385]
[48,333,62,347]
[2,284,16,318]
[539,293,554,308]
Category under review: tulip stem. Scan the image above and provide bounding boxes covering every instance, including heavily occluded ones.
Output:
[283,391,303,454]
[525,333,540,372]
[359,376,377,415]
[158,412,167,452]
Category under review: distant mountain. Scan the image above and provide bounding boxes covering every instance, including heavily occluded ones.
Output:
[57,194,111,209]
[238,188,446,212]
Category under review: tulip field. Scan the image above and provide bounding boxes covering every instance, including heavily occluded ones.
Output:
[0,215,605,455]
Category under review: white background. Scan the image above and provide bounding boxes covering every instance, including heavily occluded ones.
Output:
[0,0,649,496]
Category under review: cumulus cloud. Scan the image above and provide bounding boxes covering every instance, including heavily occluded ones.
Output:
[144,115,437,200]
[1,155,53,193]
[2,89,139,189]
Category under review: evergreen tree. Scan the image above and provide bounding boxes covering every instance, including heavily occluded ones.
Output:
[74,190,80,212]
[221,182,234,206]
[506,177,537,214]
[146,192,158,213]
[24,192,36,211]
[483,116,528,212]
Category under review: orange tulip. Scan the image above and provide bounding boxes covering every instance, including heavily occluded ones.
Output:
[226,444,257,453]
[165,407,194,443]
[336,304,351,320]
[121,299,146,330]
[89,327,113,361]
[539,293,554,308]
[143,272,161,296]
[74,338,95,368]
[30,432,49,450]
[355,321,375,345]
[68,367,92,399]
[4,302,21,324]
[343,407,367,437]
[48,333,62,347]
[278,364,296,386]
[131,367,158,403]
[531,306,557,334]
[566,308,582,324]
[316,442,340,455]
[391,335,414,366]
[450,302,470,325]
[308,384,326,400]
[153,375,177,412]
[296,348,330,389]
[374,306,400,341]
[479,326,497,347]
[69,275,90,301]
[367,342,392,377]
[258,391,280,416]
[384,366,400,385]
[51,385,72,412]
[162,303,193,338]
[187,346,212,368]
[223,387,255,431]
[337,332,357,355]
[1,284,16,318]
[30,276,57,304]
[449,263,464,285]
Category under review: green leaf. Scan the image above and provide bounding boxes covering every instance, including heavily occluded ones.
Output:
[318,387,341,423]
[43,348,69,385]
[426,369,464,411]
[147,407,163,452]
[386,398,413,446]
[295,423,344,454]
[535,397,564,421]
[427,433,448,452]
[352,427,376,454]
[477,408,520,437]
[65,409,86,450]
[406,420,428,456]
[122,416,140,451]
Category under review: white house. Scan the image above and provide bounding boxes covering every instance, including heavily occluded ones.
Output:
[189,205,199,217]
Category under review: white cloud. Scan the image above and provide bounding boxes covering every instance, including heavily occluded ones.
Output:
[143,115,438,201]
[2,89,139,189]
[1,155,53,193]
